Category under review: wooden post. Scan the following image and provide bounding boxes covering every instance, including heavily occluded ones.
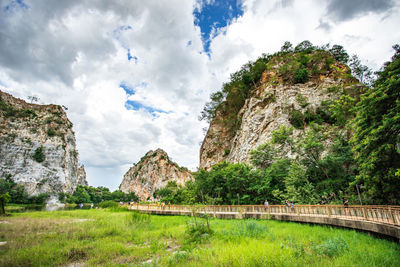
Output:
[389,208,396,224]
[362,207,368,220]
[327,206,331,217]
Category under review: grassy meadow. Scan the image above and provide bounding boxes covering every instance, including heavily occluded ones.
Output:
[0,208,399,266]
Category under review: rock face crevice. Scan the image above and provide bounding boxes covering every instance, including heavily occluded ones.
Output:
[0,90,88,195]
[200,53,360,170]
[120,149,193,201]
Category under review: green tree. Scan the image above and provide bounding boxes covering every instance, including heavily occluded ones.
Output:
[72,186,90,203]
[154,181,185,204]
[281,41,293,52]
[0,177,12,215]
[349,54,373,85]
[284,161,319,204]
[111,190,125,201]
[329,44,349,64]
[294,40,314,53]
[249,143,276,168]
[329,95,356,126]
[351,45,400,204]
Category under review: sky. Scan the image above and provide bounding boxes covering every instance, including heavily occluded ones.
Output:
[0,0,399,191]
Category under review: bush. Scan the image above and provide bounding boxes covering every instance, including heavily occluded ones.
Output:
[185,221,213,244]
[313,237,349,257]
[288,109,304,129]
[296,94,309,108]
[294,67,309,83]
[98,200,119,209]
[223,149,230,156]
[32,146,45,163]
[29,193,50,204]
[47,128,56,137]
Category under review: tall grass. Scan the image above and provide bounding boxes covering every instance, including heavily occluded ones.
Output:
[0,210,399,266]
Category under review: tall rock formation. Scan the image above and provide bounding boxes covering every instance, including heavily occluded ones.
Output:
[0,90,88,195]
[120,149,193,201]
[200,50,361,169]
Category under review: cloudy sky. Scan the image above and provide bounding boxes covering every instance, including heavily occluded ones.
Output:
[0,0,399,190]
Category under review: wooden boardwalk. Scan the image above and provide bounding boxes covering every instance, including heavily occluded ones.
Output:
[129,204,400,239]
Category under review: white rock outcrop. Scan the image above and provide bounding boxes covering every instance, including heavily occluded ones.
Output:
[0,90,88,195]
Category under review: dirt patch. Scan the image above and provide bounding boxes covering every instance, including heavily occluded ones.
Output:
[69,219,94,223]
[64,261,85,267]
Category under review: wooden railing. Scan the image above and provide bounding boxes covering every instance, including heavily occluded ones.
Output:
[128,203,400,227]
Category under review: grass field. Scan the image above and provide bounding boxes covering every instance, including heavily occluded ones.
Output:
[0,208,399,266]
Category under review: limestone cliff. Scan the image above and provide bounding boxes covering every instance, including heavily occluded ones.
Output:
[120,149,193,201]
[200,50,361,169]
[0,90,88,195]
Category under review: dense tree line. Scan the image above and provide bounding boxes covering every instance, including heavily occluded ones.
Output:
[58,185,138,204]
[0,174,139,211]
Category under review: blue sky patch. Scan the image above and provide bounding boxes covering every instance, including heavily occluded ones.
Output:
[125,100,169,116]
[3,0,29,12]
[110,25,137,62]
[120,82,167,116]
[127,49,138,63]
[120,82,136,96]
[193,0,244,53]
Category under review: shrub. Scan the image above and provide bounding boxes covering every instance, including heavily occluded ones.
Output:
[29,193,50,204]
[185,221,213,244]
[47,128,56,137]
[169,251,189,265]
[271,126,293,145]
[32,146,45,163]
[313,237,349,257]
[223,149,230,156]
[294,67,309,83]
[296,93,309,108]
[288,109,304,129]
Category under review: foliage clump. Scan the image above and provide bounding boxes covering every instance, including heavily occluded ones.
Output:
[32,146,45,163]
[58,185,138,204]
[350,45,400,204]
[313,237,349,257]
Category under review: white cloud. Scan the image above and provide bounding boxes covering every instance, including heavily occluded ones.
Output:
[0,0,399,190]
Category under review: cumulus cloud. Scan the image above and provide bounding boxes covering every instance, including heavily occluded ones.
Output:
[0,0,399,190]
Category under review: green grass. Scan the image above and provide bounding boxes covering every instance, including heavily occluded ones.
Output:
[0,209,399,266]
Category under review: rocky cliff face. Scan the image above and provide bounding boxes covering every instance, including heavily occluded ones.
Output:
[0,90,88,195]
[200,51,360,169]
[120,149,193,201]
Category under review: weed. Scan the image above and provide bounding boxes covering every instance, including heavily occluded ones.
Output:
[126,211,151,226]
[313,237,349,257]
[185,221,213,244]
[65,247,87,261]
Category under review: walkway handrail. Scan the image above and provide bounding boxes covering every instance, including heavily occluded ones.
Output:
[128,203,400,227]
